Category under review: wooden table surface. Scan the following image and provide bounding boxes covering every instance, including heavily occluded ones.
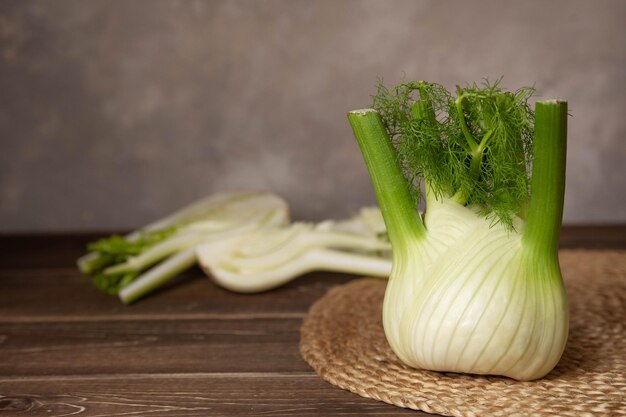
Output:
[0,226,624,417]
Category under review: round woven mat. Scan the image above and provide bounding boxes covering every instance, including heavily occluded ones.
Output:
[300,250,626,417]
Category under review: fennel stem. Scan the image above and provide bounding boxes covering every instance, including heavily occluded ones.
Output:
[451,94,495,206]
[119,248,197,304]
[348,109,426,246]
[455,94,480,152]
[522,100,567,258]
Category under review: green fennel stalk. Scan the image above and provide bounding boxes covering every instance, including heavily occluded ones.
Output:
[523,100,568,258]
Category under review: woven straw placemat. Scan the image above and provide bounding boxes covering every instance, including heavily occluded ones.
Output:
[300,250,626,417]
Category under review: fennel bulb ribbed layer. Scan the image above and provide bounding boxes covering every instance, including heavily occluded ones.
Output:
[384,195,568,381]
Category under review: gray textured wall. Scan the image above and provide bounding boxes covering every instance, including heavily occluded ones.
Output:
[1,0,625,232]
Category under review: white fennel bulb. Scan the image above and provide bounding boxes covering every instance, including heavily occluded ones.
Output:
[384,194,568,381]
[348,81,568,380]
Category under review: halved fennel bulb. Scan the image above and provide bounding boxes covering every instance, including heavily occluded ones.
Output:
[197,218,391,293]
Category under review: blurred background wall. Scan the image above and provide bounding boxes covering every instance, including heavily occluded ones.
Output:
[1,0,625,232]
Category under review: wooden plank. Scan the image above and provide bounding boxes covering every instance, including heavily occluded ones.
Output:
[0,373,423,416]
[0,318,310,376]
[0,267,354,319]
[559,225,626,249]
[0,230,623,417]
[0,233,105,269]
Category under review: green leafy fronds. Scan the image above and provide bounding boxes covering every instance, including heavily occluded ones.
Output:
[372,81,453,205]
[372,79,535,229]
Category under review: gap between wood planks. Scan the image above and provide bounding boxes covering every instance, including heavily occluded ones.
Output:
[0,372,317,383]
[0,312,306,324]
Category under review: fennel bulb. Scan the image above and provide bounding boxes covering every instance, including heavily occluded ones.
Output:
[348,81,568,381]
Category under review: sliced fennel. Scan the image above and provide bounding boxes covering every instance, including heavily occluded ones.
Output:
[348,81,568,381]
[79,190,393,304]
[79,191,290,301]
[197,220,391,293]
[78,191,289,275]
[117,201,289,304]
